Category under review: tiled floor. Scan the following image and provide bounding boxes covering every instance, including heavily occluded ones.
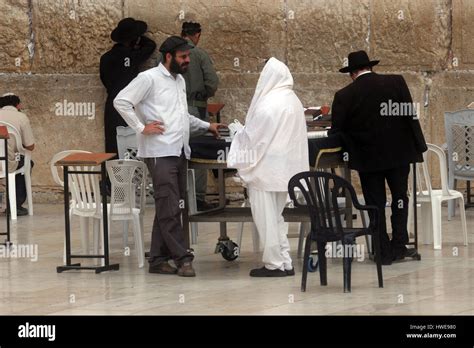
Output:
[0,203,473,315]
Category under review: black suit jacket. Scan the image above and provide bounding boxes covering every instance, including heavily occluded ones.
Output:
[329,72,427,173]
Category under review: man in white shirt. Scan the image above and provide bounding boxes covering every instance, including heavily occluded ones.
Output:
[0,93,35,217]
[114,36,225,277]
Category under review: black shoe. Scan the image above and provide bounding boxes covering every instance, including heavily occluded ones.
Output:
[286,268,295,276]
[392,250,408,262]
[149,262,178,275]
[197,200,218,211]
[392,245,408,262]
[250,266,287,277]
[16,207,28,216]
[376,254,393,266]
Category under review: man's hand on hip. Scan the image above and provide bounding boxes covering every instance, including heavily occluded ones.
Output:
[208,123,227,139]
[142,121,165,135]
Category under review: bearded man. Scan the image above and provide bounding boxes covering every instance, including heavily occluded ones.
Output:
[114,36,225,277]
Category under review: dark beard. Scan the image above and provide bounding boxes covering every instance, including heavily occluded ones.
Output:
[170,56,188,74]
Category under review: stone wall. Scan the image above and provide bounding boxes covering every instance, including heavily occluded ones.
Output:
[0,0,472,202]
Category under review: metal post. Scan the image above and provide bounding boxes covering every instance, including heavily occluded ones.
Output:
[4,138,10,244]
[101,163,109,266]
[64,166,72,266]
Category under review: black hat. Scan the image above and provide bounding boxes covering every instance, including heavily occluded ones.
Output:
[159,36,193,54]
[182,22,202,35]
[111,17,147,43]
[339,50,379,73]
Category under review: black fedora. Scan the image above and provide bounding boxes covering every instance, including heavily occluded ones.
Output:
[339,50,379,73]
[111,17,147,43]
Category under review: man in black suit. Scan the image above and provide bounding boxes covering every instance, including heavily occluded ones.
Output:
[329,50,427,265]
[100,18,156,157]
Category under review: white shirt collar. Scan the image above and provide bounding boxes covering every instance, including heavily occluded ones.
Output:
[1,105,18,112]
[158,62,172,78]
[355,70,372,79]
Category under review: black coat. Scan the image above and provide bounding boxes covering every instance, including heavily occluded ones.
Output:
[329,72,427,173]
[99,36,156,153]
[100,36,156,99]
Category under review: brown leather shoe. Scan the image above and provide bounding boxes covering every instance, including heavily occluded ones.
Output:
[177,262,196,277]
[149,262,178,275]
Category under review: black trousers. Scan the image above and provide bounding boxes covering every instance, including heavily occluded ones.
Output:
[359,165,410,258]
[144,152,194,267]
[15,156,34,208]
[104,97,127,156]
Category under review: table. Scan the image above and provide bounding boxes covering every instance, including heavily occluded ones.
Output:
[186,136,353,261]
[0,126,10,245]
[55,153,120,273]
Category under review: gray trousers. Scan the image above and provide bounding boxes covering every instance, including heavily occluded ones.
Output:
[144,153,194,266]
[188,105,209,202]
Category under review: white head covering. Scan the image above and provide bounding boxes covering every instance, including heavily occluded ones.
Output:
[228,57,309,191]
[2,93,15,97]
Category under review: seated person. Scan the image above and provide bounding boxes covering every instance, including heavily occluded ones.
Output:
[0,93,35,216]
[228,58,309,277]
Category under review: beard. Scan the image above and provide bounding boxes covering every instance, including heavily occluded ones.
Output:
[170,55,189,74]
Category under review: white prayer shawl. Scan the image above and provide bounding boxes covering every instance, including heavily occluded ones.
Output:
[228,57,309,191]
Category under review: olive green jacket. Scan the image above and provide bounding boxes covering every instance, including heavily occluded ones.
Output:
[157,40,219,107]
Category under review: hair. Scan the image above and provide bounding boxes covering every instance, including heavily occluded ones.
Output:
[181,22,201,37]
[0,95,21,108]
[350,66,372,77]
[162,50,177,63]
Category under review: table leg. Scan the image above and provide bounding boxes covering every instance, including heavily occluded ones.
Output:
[413,162,418,248]
[4,138,10,244]
[64,166,72,266]
[343,165,353,228]
[101,163,110,266]
[218,168,228,241]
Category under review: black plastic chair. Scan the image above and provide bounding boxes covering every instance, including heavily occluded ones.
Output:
[288,171,383,293]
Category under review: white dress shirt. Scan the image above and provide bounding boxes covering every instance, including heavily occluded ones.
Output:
[113,63,210,159]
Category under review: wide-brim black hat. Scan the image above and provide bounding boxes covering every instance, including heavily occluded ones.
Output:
[111,17,147,43]
[339,50,379,73]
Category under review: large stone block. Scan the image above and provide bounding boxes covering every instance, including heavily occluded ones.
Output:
[427,72,474,146]
[452,0,474,69]
[125,0,286,73]
[293,73,352,108]
[370,0,450,71]
[286,0,371,73]
[211,72,259,122]
[0,74,106,192]
[0,0,30,73]
[31,0,122,73]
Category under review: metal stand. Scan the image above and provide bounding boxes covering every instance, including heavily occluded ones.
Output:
[56,162,119,274]
[0,137,11,246]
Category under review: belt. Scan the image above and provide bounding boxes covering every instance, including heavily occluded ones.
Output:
[187,100,207,108]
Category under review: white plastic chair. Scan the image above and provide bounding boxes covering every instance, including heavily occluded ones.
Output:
[444,110,474,220]
[52,150,106,264]
[117,126,200,245]
[0,121,33,220]
[409,143,468,249]
[50,150,93,260]
[107,159,146,268]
